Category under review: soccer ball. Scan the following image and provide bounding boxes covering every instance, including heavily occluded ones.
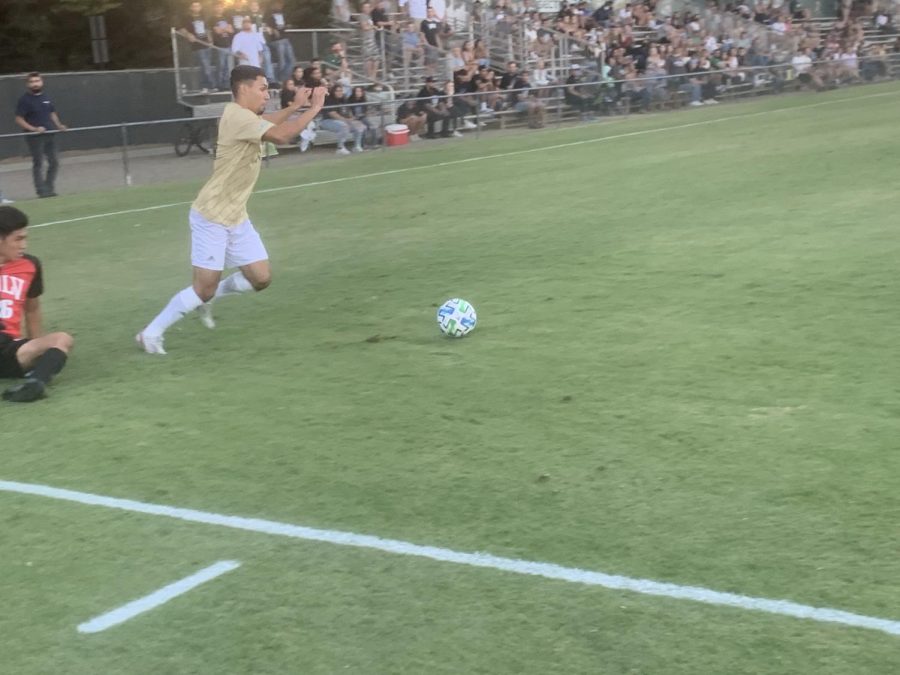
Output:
[437,298,477,337]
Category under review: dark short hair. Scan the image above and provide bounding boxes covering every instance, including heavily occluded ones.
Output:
[26,71,41,80]
[0,206,29,238]
[230,65,265,96]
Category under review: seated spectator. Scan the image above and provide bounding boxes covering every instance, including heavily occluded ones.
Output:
[322,42,348,83]
[416,76,453,138]
[442,81,467,137]
[499,61,520,90]
[401,21,425,76]
[347,86,380,147]
[791,47,824,90]
[395,98,427,140]
[511,71,546,128]
[280,77,297,108]
[475,66,503,112]
[473,38,491,66]
[531,58,556,93]
[319,84,366,155]
[564,64,596,119]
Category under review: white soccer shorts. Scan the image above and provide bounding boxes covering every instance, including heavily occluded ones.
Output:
[189,209,269,271]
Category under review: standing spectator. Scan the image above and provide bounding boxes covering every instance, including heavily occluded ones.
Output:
[359,2,380,81]
[400,0,428,22]
[319,84,366,155]
[14,73,68,199]
[266,1,297,83]
[179,1,216,92]
[231,18,265,68]
[421,7,443,74]
[210,1,235,91]
[229,0,250,30]
[371,0,394,57]
[247,0,275,81]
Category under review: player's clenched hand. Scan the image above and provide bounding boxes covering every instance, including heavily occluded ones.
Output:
[293,87,313,109]
[308,86,327,111]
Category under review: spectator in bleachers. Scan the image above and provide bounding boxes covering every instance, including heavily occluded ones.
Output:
[421,6,444,74]
[247,0,275,81]
[400,0,428,23]
[511,71,546,127]
[475,66,503,112]
[211,1,235,91]
[372,0,395,58]
[396,97,427,140]
[564,64,596,119]
[359,2,381,81]
[417,76,453,138]
[473,38,491,66]
[792,47,825,89]
[531,58,556,91]
[401,21,425,76]
[442,81,467,137]
[266,1,297,83]
[320,84,366,155]
[229,0,250,32]
[323,42,350,85]
[231,17,265,68]
[498,61,520,90]
[179,1,216,93]
[347,86,380,147]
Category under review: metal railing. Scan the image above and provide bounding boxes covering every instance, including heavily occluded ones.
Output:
[1,55,896,199]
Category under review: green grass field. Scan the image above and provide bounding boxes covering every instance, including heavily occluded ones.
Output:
[4,82,900,674]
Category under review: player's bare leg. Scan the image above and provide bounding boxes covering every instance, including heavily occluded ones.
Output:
[3,331,74,402]
[196,259,271,329]
[137,267,221,354]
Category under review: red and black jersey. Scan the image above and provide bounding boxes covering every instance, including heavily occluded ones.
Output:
[0,254,43,340]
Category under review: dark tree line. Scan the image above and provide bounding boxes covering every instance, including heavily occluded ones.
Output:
[0,0,330,74]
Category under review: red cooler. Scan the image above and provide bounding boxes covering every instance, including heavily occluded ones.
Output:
[385,124,410,147]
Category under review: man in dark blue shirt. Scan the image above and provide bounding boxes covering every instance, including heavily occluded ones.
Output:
[14,73,68,198]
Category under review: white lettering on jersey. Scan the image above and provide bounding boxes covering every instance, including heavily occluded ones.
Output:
[0,275,26,301]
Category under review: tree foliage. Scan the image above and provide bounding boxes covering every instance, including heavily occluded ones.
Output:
[0,0,331,73]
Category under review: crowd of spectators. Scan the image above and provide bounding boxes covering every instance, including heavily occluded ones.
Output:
[179,0,297,91]
[182,0,900,154]
[344,0,900,114]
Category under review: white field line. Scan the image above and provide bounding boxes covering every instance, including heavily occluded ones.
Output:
[3,480,899,637]
[76,560,240,634]
[31,87,900,230]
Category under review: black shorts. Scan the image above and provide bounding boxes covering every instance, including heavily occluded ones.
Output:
[0,338,28,379]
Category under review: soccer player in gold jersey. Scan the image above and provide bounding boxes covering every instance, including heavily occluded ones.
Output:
[137,66,325,354]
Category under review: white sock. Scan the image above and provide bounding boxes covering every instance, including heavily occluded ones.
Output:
[144,286,204,336]
[214,271,254,299]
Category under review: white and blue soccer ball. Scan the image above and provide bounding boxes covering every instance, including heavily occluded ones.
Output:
[437,298,477,337]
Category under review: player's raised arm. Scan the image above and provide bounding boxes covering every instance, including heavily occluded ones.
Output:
[262,86,326,145]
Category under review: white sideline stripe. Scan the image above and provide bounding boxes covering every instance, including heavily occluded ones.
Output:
[76,560,240,634]
[31,88,900,230]
[3,480,900,638]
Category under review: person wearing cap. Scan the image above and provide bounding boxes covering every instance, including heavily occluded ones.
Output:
[416,76,452,138]
[565,64,595,120]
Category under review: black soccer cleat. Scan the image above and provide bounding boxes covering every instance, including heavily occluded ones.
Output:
[2,377,46,403]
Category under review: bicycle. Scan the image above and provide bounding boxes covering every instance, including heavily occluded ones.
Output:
[174,118,218,157]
